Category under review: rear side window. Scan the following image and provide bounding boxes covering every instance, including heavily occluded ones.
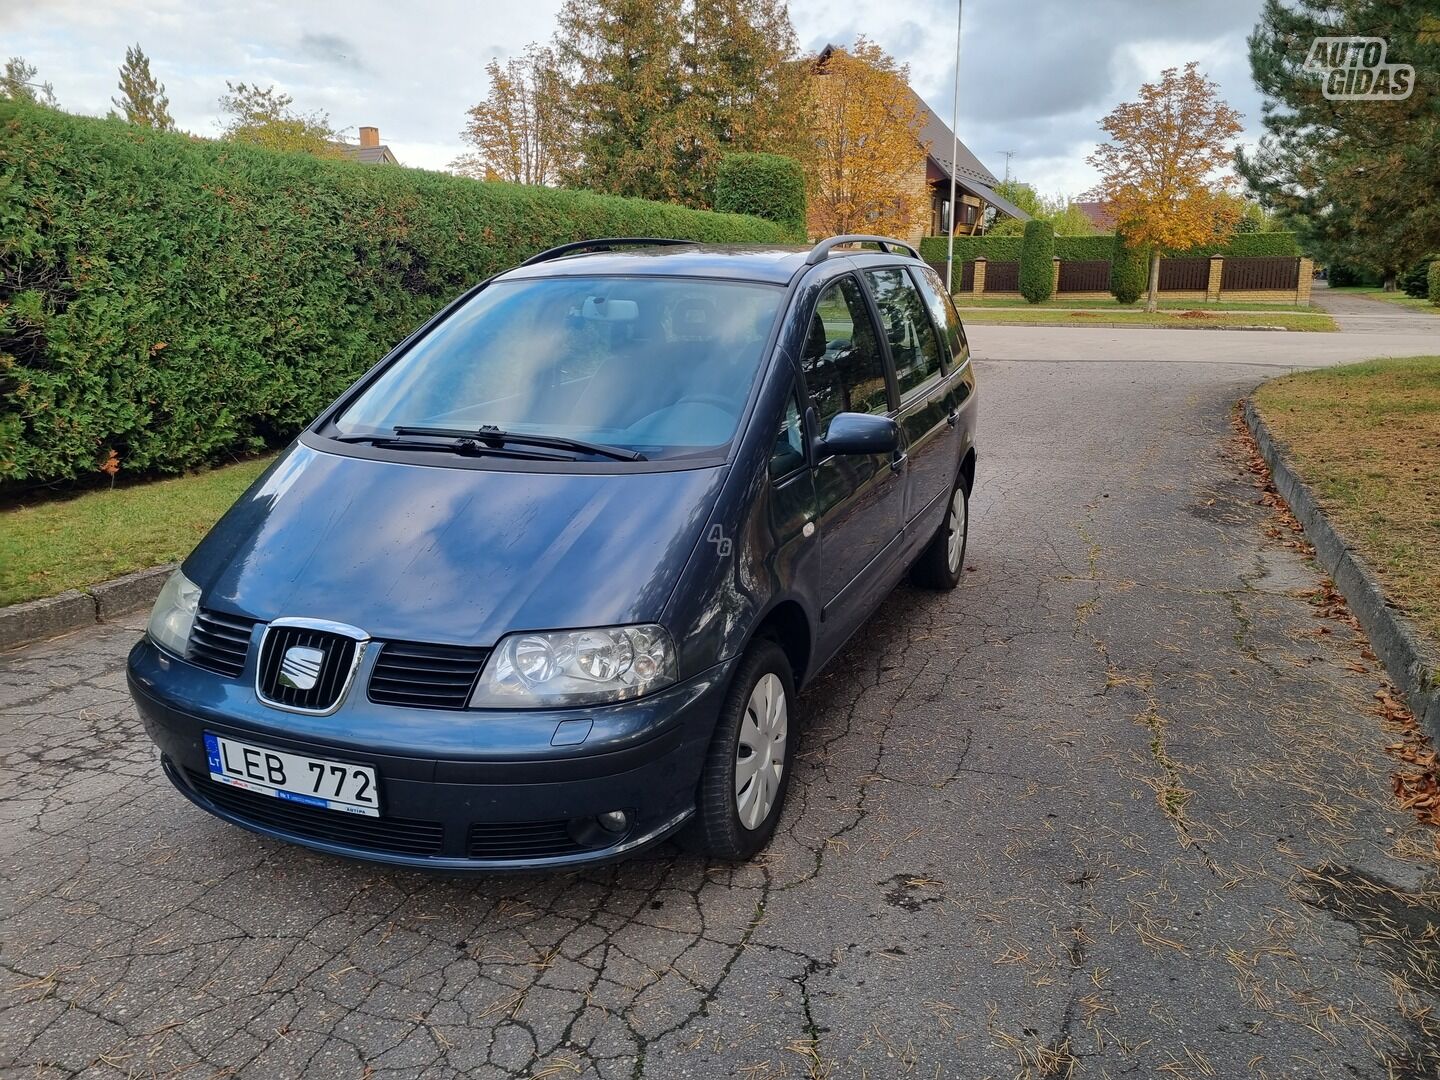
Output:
[799,276,890,429]
[914,266,968,360]
[865,268,944,399]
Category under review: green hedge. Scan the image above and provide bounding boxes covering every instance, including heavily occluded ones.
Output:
[1019,220,1055,303]
[1110,233,1149,305]
[0,103,789,486]
[714,153,806,235]
[1429,260,1440,305]
[920,230,1301,268]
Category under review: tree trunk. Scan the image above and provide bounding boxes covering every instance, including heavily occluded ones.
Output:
[1145,249,1162,313]
[1383,272,1397,293]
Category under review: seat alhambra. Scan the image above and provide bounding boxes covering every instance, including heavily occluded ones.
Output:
[128,235,978,869]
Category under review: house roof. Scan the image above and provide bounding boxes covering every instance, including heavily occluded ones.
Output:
[910,89,998,188]
[1073,200,1116,231]
[340,143,399,165]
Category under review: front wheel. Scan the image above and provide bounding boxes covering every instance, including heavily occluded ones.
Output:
[910,475,969,590]
[688,639,796,860]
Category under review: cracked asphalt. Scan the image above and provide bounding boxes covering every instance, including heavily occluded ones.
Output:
[4,325,1439,1079]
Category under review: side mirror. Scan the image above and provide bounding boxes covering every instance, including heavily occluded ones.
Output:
[817,412,898,457]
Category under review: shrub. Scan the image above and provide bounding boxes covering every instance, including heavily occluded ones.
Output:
[1327,264,1382,287]
[714,153,806,235]
[0,103,789,487]
[1400,258,1434,299]
[1018,220,1055,303]
[1110,232,1149,305]
[1429,260,1440,306]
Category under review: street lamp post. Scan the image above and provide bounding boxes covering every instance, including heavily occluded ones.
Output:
[944,0,964,293]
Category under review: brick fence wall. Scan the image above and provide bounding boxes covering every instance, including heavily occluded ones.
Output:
[937,255,1313,304]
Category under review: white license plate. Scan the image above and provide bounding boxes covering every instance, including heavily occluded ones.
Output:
[204,733,380,817]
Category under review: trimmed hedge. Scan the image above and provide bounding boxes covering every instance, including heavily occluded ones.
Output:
[0,103,789,486]
[714,153,806,235]
[1110,233,1149,305]
[1019,220,1055,303]
[919,230,1300,268]
[1429,260,1440,306]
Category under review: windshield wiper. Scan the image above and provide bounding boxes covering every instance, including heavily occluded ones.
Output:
[332,432,571,462]
[393,425,646,462]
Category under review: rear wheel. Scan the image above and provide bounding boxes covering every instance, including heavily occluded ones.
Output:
[910,474,969,590]
[688,639,795,860]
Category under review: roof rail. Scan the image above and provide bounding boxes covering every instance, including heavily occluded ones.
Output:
[519,237,697,268]
[805,234,921,265]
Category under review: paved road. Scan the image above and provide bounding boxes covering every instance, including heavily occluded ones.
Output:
[1309,282,1440,337]
[4,323,1438,1079]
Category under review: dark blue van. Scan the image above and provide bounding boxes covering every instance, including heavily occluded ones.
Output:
[128,236,978,869]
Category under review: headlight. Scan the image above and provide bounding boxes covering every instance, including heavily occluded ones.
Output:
[469,624,677,708]
[146,569,200,658]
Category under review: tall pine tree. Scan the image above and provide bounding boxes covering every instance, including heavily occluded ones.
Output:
[113,44,173,130]
[554,0,799,207]
[1237,0,1439,287]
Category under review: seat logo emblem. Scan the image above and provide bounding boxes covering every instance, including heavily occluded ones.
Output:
[278,645,325,690]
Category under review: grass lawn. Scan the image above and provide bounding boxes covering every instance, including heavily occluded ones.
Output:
[0,456,276,607]
[958,308,1337,331]
[1326,287,1440,314]
[1253,356,1440,645]
[953,297,1317,314]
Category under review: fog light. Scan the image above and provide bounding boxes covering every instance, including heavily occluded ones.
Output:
[597,810,629,833]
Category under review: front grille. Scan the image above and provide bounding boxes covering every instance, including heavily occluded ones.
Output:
[187,608,258,677]
[186,769,444,856]
[468,820,591,860]
[257,626,360,712]
[368,642,490,710]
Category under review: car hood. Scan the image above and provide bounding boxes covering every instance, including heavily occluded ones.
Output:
[185,444,725,645]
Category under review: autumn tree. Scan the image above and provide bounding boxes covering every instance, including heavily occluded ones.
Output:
[218,82,342,157]
[453,45,570,185]
[1,57,58,107]
[1085,63,1243,311]
[1238,0,1439,289]
[802,39,928,239]
[113,44,173,130]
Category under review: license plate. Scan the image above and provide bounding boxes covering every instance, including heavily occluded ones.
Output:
[204,733,380,817]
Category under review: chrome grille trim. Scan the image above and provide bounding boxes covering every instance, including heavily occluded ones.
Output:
[255,618,368,715]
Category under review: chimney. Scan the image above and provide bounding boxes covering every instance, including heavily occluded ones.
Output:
[359,126,379,149]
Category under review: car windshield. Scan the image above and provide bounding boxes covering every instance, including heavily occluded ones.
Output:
[332,275,784,460]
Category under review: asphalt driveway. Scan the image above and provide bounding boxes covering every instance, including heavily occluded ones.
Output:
[3,323,1437,1079]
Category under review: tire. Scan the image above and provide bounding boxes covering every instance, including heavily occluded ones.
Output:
[688,639,796,860]
[910,473,970,590]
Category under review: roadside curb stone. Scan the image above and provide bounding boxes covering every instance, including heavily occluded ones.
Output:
[0,563,175,652]
[1245,399,1440,741]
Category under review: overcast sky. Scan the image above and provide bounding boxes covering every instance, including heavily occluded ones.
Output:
[3,0,1270,197]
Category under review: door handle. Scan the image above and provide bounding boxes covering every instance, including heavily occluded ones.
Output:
[946,411,959,428]
[890,451,908,474]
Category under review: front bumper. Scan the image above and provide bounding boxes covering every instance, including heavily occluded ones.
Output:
[127,637,732,870]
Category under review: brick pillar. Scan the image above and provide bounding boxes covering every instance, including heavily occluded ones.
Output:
[1052,255,1061,296]
[1297,258,1313,305]
[974,257,987,298]
[1207,254,1224,302]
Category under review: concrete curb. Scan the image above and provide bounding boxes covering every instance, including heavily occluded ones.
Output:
[0,564,175,652]
[958,319,1303,332]
[1244,400,1440,741]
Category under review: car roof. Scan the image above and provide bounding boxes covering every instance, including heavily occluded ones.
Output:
[495,243,923,286]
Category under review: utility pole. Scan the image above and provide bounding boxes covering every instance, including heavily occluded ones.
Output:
[944,0,964,293]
